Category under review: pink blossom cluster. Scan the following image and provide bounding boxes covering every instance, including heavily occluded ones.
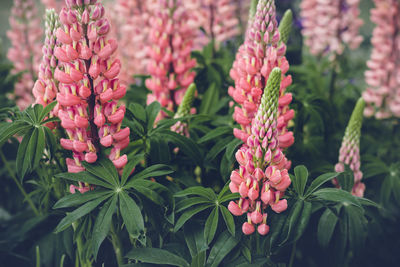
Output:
[228,68,292,236]
[183,0,240,49]
[145,0,197,120]
[40,0,63,11]
[107,0,152,84]
[300,0,363,58]
[334,98,365,197]
[229,0,294,151]
[362,0,400,119]
[33,9,60,129]
[7,0,43,110]
[54,0,129,173]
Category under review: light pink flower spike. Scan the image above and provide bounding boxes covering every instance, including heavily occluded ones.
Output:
[7,0,43,109]
[300,0,363,59]
[362,0,400,119]
[55,0,130,173]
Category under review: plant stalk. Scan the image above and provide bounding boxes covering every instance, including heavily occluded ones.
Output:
[0,150,40,216]
[110,223,124,266]
[288,241,297,267]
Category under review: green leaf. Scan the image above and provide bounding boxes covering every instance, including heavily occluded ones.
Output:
[55,172,113,189]
[293,201,312,242]
[205,136,234,162]
[92,195,117,259]
[119,191,144,238]
[304,172,338,197]
[219,193,241,203]
[174,204,214,232]
[198,126,232,144]
[293,165,308,196]
[55,194,110,233]
[33,127,45,169]
[121,154,145,185]
[206,231,239,267]
[199,83,219,115]
[174,186,216,201]
[128,164,173,182]
[184,223,207,257]
[125,248,189,267]
[43,126,57,159]
[191,251,206,267]
[336,171,354,192]
[312,188,361,207]
[18,128,38,179]
[204,207,219,245]
[0,121,30,147]
[220,206,235,236]
[278,199,304,246]
[176,197,211,213]
[146,101,161,132]
[317,208,339,247]
[129,103,147,123]
[82,157,119,187]
[53,190,112,209]
[16,128,33,179]
[39,102,57,122]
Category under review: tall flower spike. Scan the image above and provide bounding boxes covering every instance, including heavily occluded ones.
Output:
[7,0,43,109]
[33,9,60,129]
[171,83,196,137]
[40,0,63,11]
[334,98,365,197]
[228,68,292,236]
[300,0,363,59]
[145,0,197,121]
[107,0,152,84]
[362,0,400,119]
[55,0,129,173]
[229,0,295,153]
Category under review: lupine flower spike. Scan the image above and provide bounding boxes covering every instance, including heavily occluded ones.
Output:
[7,0,43,109]
[33,9,60,129]
[171,83,197,137]
[362,0,400,119]
[278,10,293,45]
[334,98,365,197]
[300,0,363,59]
[55,0,129,174]
[40,0,63,11]
[229,0,295,153]
[146,0,197,121]
[228,68,292,236]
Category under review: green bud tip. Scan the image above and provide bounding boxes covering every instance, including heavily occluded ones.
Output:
[175,83,196,118]
[278,9,293,44]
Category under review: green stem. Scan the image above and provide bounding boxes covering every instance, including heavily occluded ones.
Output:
[288,241,297,267]
[0,150,40,216]
[110,223,124,266]
[328,64,337,102]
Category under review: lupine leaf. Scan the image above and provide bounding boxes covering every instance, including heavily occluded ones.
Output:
[119,191,144,238]
[204,207,219,245]
[174,204,214,232]
[206,230,239,267]
[53,190,112,209]
[55,171,114,189]
[121,153,145,185]
[312,188,361,207]
[293,165,309,196]
[125,248,189,267]
[220,206,235,236]
[198,126,232,144]
[174,186,216,200]
[317,208,339,247]
[304,172,338,197]
[146,101,161,132]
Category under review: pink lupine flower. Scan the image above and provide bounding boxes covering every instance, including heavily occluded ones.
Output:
[7,0,43,110]
[107,0,152,84]
[228,68,292,235]
[229,0,294,153]
[190,0,240,49]
[40,0,63,11]
[300,0,363,59]
[33,9,60,129]
[145,0,197,121]
[55,0,129,173]
[334,98,365,197]
[362,0,400,119]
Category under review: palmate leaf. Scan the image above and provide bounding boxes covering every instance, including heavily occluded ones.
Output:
[304,172,338,197]
[121,153,145,185]
[82,157,119,187]
[204,207,219,245]
[125,248,190,267]
[312,188,361,207]
[53,190,112,209]
[55,194,111,233]
[318,207,339,247]
[146,101,161,132]
[119,191,144,238]
[197,126,232,144]
[55,171,113,189]
[125,164,174,185]
[0,121,30,147]
[92,195,118,258]
[174,204,214,232]
[293,165,309,196]
[174,186,216,201]
[206,230,239,267]
[175,197,211,213]
[220,206,235,236]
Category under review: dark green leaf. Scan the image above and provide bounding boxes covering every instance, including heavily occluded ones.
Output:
[129,103,147,123]
[174,204,214,232]
[121,153,145,185]
[293,201,312,242]
[174,186,216,201]
[176,197,211,213]
[220,206,235,236]
[125,248,189,267]
[55,172,113,189]
[317,208,339,247]
[16,128,33,179]
[206,231,239,267]
[53,190,112,209]
[39,102,58,122]
[82,157,119,187]
[198,126,232,144]
[305,172,338,197]
[199,83,219,115]
[0,121,30,147]
[204,207,219,245]
[119,191,144,238]
[336,171,354,192]
[293,165,308,196]
[92,196,117,258]
[278,199,304,246]
[55,194,110,233]
[312,188,361,207]
[146,102,161,132]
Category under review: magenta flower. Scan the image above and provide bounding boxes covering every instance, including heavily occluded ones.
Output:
[362,0,400,119]
[7,0,43,110]
[228,68,292,235]
[334,98,365,197]
[54,0,129,173]
[300,0,363,58]
[145,0,197,121]
[229,0,294,152]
